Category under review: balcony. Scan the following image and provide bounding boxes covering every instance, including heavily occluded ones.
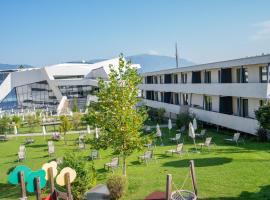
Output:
[142,99,259,135]
[139,83,269,98]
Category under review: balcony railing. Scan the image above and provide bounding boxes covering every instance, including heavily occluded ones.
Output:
[142,99,259,135]
[139,83,269,98]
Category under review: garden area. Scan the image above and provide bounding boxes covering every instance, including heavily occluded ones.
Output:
[1,127,270,199]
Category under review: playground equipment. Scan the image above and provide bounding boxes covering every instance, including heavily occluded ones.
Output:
[165,160,198,200]
[7,161,76,200]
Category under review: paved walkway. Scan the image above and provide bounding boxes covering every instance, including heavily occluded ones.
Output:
[7,130,89,138]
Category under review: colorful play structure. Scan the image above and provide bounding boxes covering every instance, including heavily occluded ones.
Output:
[7,161,76,200]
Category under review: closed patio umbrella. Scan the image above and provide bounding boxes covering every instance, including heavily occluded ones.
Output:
[193,118,197,131]
[156,124,163,146]
[14,125,18,135]
[42,125,46,139]
[95,127,99,139]
[168,118,172,130]
[189,122,197,151]
[87,125,91,134]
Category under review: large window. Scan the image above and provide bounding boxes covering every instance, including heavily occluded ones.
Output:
[237,67,248,83]
[204,71,211,83]
[182,93,189,105]
[260,66,269,83]
[237,98,249,117]
[174,93,179,105]
[58,85,96,99]
[173,74,178,84]
[204,95,212,111]
[181,73,187,83]
[164,74,172,84]
[192,71,201,83]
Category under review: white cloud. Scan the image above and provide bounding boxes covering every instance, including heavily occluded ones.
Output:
[148,50,159,55]
[251,20,270,40]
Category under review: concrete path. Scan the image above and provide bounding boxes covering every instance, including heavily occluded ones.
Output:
[7,130,90,138]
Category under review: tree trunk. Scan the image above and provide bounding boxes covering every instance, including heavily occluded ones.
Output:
[122,156,126,176]
[64,132,67,145]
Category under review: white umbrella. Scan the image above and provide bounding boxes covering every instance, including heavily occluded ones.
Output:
[193,118,197,131]
[43,115,46,122]
[87,125,91,134]
[14,125,18,135]
[189,122,197,151]
[156,124,162,137]
[42,126,46,139]
[95,127,99,139]
[168,118,172,130]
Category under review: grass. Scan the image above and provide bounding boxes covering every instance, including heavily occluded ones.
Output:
[0,127,270,199]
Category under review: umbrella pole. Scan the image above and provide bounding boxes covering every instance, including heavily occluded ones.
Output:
[193,138,197,151]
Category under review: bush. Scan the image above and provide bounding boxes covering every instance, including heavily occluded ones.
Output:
[60,152,96,200]
[255,103,270,130]
[107,174,127,200]
[176,111,194,129]
[147,107,165,123]
[257,128,268,142]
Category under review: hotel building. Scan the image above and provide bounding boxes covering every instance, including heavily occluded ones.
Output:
[140,55,270,135]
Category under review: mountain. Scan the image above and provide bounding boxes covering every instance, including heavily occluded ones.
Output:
[126,54,195,73]
[0,63,32,70]
[87,54,195,73]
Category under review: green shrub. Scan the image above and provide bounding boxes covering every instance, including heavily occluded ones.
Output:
[107,174,127,200]
[176,111,194,129]
[255,103,270,130]
[60,152,96,200]
[147,107,165,123]
[257,128,268,142]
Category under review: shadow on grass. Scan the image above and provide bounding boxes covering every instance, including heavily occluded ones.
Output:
[0,183,21,199]
[202,185,270,200]
[163,157,232,168]
[28,144,47,148]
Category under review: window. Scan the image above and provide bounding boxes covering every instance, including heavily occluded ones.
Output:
[182,93,189,105]
[204,96,212,111]
[174,93,179,105]
[164,74,172,84]
[146,76,153,84]
[237,98,249,117]
[154,91,158,101]
[181,73,187,83]
[260,66,269,83]
[159,76,164,84]
[218,70,221,83]
[173,74,178,84]
[236,67,248,83]
[161,92,164,102]
[192,71,201,83]
[204,71,211,83]
[153,76,158,84]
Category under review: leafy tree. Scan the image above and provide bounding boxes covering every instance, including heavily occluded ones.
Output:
[255,102,270,130]
[26,114,36,133]
[147,107,165,123]
[59,115,72,144]
[72,97,79,112]
[176,110,195,129]
[88,55,147,176]
[0,116,10,136]
[11,115,21,128]
[60,152,96,200]
[72,112,82,130]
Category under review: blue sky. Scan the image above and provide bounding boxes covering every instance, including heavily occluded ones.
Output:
[0,0,270,66]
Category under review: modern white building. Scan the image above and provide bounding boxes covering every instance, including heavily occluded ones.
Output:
[0,58,139,114]
[140,54,270,135]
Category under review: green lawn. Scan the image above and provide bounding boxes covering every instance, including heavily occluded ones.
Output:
[1,128,270,200]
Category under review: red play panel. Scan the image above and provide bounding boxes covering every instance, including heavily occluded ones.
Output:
[144,191,166,200]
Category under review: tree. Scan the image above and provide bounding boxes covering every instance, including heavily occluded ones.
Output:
[26,114,36,133]
[11,115,21,128]
[88,55,147,176]
[60,152,96,200]
[255,102,270,130]
[72,97,79,112]
[59,115,72,144]
[0,116,10,136]
[72,112,82,130]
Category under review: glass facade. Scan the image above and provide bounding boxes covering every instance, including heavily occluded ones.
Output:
[0,80,58,110]
[58,85,98,99]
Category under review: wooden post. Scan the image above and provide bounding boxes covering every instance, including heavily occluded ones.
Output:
[165,174,172,200]
[65,173,72,200]
[34,177,41,200]
[19,171,27,199]
[48,167,58,200]
[190,160,198,196]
